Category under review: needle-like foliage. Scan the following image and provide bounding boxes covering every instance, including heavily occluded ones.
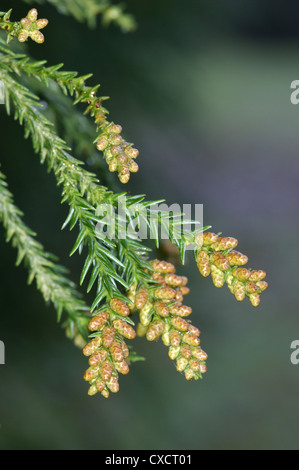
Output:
[0,7,268,398]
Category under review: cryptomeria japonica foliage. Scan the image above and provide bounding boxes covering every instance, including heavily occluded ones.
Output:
[0,3,268,398]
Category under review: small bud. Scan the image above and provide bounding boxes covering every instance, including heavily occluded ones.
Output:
[199,364,207,374]
[83,336,102,356]
[256,281,268,292]
[125,148,139,159]
[226,250,248,266]
[181,344,192,359]
[94,113,106,125]
[202,232,218,246]
[30,30,45,44]
[212,237,238,251]
[36,18,49,30]
[108,159,118,172]
[233,267,251,281]
[96,135,109,151]
[119,164,130,177]
[139,301,153,326]
[101,389,110,398]
[196,250,211,277]
[226,273,235,294]
[127,283,137,309]
[171,317,189,332]
[146,320,165,341]
[18,30,29,42]
[249,293,261,307]
[113,319,136,340]
[182,332,201,347]
[180,276,188,286]
[27,8,38,22]
[211,265,225,288]
[169,302,185,316]
[118,154,128,165]
[128,160,139,173]
[109,124,123,134]
[105,149,113,161]
[20,18,31,29]
[96,379,105,392]
[162,324,171,346]
[88,349,108,366]
[249,270,267,282]
[121,342,130,358]
[107,376,120,393]
[210,252,230,272]
[168,346,180,360]
[152,273,166,285]
[192,348,208,361]
[110,298,130,317]
[176,357,189,372]
[154,286,177,300]
[100,360,113,382]
[109,134,123,145]
[154,301,169,318]
[164,274,188,287]
[180,286,190,296]
[151,260,176,274]
[184,368,195,381]
[246,282,258,294]
[88,311,109,331]
[84,366,100,382]
[176,305,192,317]
[188,325,201,337]
[119,172,130,184]
[175,290,184,302]
[194,233,203,247]
[102,326,116,349]
[111,145,123,156]
[135,287,149,310]
[88,385,98,396]
[233,281,246,302]
[115,360,130,375]
[189,359,201,372]
[170,329,181,347]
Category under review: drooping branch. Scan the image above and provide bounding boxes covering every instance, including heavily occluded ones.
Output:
[0,168,90,343]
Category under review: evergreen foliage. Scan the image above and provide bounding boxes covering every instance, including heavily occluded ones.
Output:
[0,5,268,398]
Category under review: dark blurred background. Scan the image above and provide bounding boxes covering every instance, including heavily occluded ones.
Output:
[0,0,299,450]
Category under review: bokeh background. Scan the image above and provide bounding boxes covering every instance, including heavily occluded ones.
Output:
[0,0,299,450]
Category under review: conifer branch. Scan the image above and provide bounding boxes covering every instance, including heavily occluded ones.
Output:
[127,259,208,382]
[195,232,268,307]
[0,8,48,44]
[0,35,140,183]
[0,38,267,308]
[0,61,153,327]
[0,169,90,344]
[0,12,269,398]
[21,0,136,30]
[0,38,206,265]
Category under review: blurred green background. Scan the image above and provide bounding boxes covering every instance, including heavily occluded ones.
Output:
[0,0,299,450]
